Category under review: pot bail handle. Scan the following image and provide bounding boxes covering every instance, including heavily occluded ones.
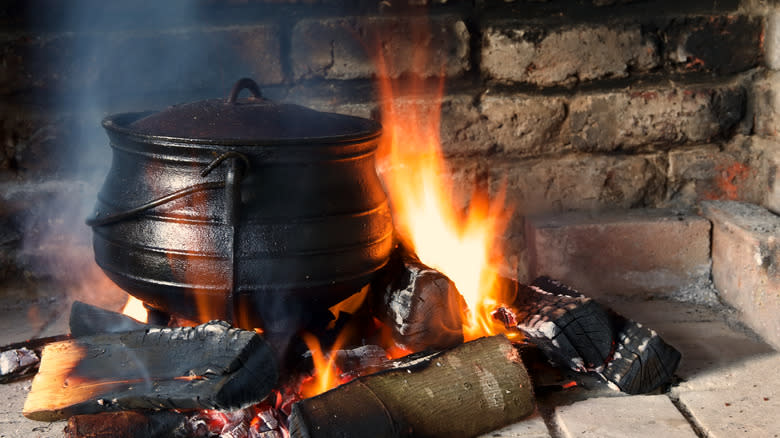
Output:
[226,78,263,104]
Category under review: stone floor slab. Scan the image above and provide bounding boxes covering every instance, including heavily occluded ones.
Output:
[602,297,775,379]
[479,412,551,437]
[554,395,697,438]
[676,387,780,437]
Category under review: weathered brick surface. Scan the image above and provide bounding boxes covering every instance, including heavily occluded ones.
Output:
[666,137,773,208]
[752,71,780,137]
[481,23,658,86]
[752,138,780,214]
[1,25,283,96]
[490,154,666,216]
[765,10,780,70]
[291,16,469,80]
[700,201,780,350]
[479,93,568,155]
[569,86,746,152]
[554,395,697,438]
[526,208,712,298]
[665,16,763,75]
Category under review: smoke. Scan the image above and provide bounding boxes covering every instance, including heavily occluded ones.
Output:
[17,2,245,313]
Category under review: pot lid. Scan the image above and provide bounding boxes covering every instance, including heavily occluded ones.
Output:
[129,78,380,142]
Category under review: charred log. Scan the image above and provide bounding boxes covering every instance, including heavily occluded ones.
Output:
[69,301,160,337]
[371,244,466,352]
[602,316,681,394]
[288,335,534,438]
[65,411,187,438]
[496,276,615,373]
[23,321,278,421]
[494,276,681,394]
[0,334,70,383]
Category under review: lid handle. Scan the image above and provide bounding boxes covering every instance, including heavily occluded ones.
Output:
[227,78,263,104]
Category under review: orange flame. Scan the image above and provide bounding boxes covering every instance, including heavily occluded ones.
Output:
[298,333,348,398]
[120,295,149,324]
[373,40,512,342]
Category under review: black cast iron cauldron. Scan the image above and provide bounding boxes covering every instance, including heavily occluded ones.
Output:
[87,78,393,331]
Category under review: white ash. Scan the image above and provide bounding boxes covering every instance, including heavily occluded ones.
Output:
[0,348,39,375]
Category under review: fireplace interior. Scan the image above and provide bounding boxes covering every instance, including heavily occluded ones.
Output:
[1,0,780,437]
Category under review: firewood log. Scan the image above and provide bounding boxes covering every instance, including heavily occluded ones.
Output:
[495,276,681,394]
[495,276,615,373]
[371,244,466,352]
[23,321,278,421]
[602,315,681,394]
[288,335,534,438]
[0,334,70,383]
[69,301,160,337]
[65,411,187,438]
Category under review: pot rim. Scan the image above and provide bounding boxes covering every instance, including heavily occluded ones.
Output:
[103,111,383,147]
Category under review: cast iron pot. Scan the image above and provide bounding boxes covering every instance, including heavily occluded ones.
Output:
[87,78,393,331]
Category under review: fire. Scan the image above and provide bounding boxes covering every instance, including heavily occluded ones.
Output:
[298,332,348,398]
[120,295,149,324]
[374,50,512,341]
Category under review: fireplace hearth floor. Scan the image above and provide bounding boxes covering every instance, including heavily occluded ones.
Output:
[1,282,777,438]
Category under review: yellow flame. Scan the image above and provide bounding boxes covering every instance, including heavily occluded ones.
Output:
[120,295,149,324]
[374,35,512,341]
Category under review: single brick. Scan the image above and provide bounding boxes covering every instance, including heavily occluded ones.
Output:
[665,15,763,75]
[699,201,780,350]
[525,209,712,298]
[479,93,568,155]
[569,86,746,152]
[481,23,658,86]
[490,154,666,216]
[291,16,469,80]
[765,10,780,70]
[554,395,698,438]
[666,139,772,208]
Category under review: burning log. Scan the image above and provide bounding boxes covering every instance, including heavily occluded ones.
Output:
[23,321,278,421]
[288,335,534,438]
[495,276,681,394]
[372,244,466,352]
[496,276,616,373]
[65,411,187,438]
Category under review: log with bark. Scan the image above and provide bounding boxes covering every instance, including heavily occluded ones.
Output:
[288,335,534,438]
[23,321,278,421]
[371,244,466,352]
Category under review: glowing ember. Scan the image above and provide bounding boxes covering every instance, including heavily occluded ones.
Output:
[374,51,512,341]
[120,296,149,324]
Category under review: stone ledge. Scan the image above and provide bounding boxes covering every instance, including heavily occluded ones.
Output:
[525,208,711,298]
[699,201,780,350]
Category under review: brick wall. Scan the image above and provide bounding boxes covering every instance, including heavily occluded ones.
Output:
[0,0,777,284]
